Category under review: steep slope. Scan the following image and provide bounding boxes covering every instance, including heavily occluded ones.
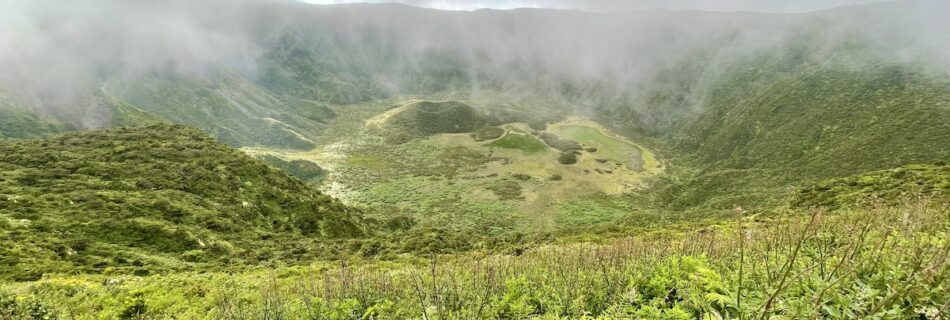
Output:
[104,96,168,128]
[0,125,363,281]
[0,108,65,139]
[0,93,67,139]
[675,65,950,177]
[102,71,335,150]
[653,63,950,209]
[0,91,164,139]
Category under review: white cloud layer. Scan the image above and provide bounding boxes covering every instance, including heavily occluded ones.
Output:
[296,0,894,13]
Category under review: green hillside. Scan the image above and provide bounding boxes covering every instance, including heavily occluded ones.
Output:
[258,33,387,105]
[0,108,65,139]
[257,29,471,105]
[0,125,364,281]
[104,96,167,128]
[675,65,949,176]
[102,72,335,149]
[0,92,164,139]
[0,97,67,139]
[3,202,946,319]
[651,63,950,210]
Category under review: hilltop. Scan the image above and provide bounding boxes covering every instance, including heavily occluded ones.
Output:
[368,100,486,143]
[0,125,364,281]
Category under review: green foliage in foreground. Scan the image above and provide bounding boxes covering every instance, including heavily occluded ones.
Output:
[0,125,363,281]
[2,202,946,319]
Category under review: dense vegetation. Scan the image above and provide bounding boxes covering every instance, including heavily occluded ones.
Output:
[675,66,949,177]
[0,125,363,281]
[793,164,950,209]
[0,2,948,319]
[638,63,950,211]
[2,202,945,319]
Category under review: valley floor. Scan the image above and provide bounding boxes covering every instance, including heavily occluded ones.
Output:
[243,100,665,233]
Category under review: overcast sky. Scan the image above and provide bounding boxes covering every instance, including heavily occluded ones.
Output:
[296,0,895,13]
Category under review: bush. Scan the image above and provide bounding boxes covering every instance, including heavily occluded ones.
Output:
[557,151,578,164]
[119,292,147,320]
[0,292,57,320]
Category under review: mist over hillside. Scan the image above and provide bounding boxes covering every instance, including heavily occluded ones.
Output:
[2,0,947,211]
[0,0,946,222]
[1,0,947,134]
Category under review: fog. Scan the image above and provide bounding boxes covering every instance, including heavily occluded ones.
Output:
[0,0,947,129]
[298,0,893,13]
[0,0,262,127]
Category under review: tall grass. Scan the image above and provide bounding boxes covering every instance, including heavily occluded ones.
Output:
[2,198,947,319]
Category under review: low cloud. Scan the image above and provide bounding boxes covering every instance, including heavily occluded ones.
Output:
[0,0,946,129]
[0,0,262,126]
[296,0,894,13]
